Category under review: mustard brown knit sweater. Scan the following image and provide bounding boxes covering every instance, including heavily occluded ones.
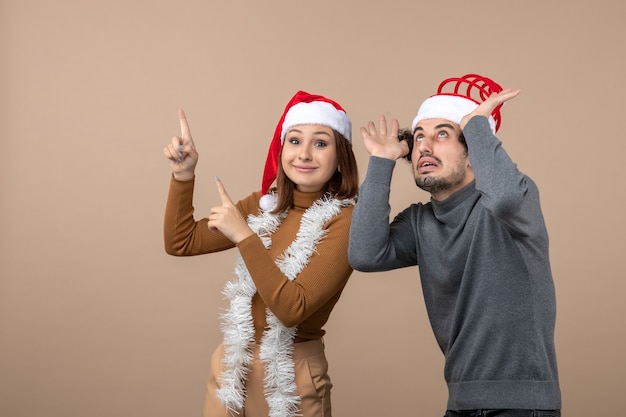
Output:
[164,177,354,343]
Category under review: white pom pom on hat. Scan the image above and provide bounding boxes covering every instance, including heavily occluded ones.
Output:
[259,193,277,212]
[261,90,351,196]
[411,74,504,134]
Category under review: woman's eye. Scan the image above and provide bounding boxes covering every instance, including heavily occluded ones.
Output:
[314,141,328,148]
[288,138,300,145]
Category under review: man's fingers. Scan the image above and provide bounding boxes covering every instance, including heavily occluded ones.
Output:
[214,177,234,206]
[390,118,400,137]
[378,114,388,137]
[473,89,521,119]
[488,89,521,108]
[460,88,521,131]
[500,88,521,103]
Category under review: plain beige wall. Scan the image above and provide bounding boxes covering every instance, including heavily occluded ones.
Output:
[1,1,624,416]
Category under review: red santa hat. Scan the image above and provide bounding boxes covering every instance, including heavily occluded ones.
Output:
[411,73,504,134]
[261,90,351,195]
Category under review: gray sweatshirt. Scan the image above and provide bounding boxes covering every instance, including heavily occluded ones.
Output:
[348,116,561,410]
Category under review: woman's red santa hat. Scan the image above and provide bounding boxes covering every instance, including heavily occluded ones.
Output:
[261,90,351,196]
[411,73,504,134]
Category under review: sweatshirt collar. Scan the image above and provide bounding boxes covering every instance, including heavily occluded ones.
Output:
[293,188,325,210]
[430,180,478,215]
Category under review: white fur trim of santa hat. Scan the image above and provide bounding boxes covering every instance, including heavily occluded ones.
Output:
[281,101,352,143]
[411,94,496,134]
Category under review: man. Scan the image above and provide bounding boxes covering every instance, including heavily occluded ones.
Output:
[348,74,561,416]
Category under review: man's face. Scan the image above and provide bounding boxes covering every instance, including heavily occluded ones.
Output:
[411,118,474,201]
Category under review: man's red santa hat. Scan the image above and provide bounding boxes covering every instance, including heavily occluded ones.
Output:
[411,73,504,134]
[261,90,351,196]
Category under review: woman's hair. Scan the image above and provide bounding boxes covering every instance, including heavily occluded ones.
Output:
[271,129,359,214]
[400,128,467,162]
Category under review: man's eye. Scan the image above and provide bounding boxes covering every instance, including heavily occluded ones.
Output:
[415,135,424,142]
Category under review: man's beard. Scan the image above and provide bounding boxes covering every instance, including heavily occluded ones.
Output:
[414,158,467,195]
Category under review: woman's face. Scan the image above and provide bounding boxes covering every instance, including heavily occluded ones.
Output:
[281,124,338,193]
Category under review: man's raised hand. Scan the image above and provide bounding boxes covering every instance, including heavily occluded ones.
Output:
[360,114,409,161]
[460,89,521,131]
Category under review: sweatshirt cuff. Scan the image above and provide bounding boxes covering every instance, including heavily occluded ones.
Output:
[365,156,397,185]
[171,174,195,184]
[463,115,493,139]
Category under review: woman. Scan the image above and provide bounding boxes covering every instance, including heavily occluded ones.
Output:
[162,91,359,417]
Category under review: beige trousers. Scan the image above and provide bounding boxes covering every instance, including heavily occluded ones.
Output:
[203,339,332,417]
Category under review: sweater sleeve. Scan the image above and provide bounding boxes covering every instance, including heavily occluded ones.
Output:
[163,176,236,256]
[348,156,419,272]
[237,206,354,328]
[463,116,544,237]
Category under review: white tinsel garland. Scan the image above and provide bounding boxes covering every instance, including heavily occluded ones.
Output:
[216,193,351,417]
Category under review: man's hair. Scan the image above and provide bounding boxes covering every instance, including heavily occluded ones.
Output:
[400,128,467,162]
[272,129,359,213]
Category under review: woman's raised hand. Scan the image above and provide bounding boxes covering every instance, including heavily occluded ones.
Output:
[208,177,253,244]
[163,109,199,181]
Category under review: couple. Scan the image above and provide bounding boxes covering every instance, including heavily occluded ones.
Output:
[162,74,561,417]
